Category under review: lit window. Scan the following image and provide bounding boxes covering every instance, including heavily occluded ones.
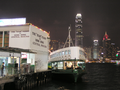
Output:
[62,51,64,55]
[68,50,71,54]
[58,62,63,69]
[57,53,59,57]
[65,50,68,55]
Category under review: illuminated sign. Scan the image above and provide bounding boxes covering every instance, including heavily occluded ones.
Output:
[0,18,26,26]
[21,54,27,58]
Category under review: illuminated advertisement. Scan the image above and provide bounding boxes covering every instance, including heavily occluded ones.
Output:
[0,18,26,26]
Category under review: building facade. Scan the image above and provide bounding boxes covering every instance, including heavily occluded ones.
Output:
[102,32,117,60]
[49,40,59,51]
[84,47,92,60]
[0,23,50,72]
[111,43,116,60]
[75,13,83,48]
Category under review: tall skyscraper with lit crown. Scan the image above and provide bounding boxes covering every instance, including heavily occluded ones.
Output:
[103,32,111,60]
[93,40,99,59]
[75,13,83,48]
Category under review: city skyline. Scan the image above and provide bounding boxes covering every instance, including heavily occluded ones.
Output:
[0,0,120,47]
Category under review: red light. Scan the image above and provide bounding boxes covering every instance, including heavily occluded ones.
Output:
[21,54,27,58]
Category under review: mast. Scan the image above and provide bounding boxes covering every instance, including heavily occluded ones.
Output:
[63,25,74,48]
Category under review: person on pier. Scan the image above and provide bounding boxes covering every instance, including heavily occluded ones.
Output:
[1,62,4,76]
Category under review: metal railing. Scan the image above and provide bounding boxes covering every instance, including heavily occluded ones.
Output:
[0,67,18,77]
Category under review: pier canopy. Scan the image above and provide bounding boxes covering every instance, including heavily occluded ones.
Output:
[0,47,36,53]
[0,47,36,57]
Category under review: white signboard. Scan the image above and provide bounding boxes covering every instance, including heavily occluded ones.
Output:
[30,25,49,52]
[9,31,30,49]
[0,51,9,57]
[0,18,26,26]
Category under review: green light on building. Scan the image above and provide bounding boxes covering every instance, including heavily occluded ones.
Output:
[116,53,118,57]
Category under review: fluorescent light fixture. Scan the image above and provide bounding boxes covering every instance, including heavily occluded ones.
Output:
[0,18,26,26]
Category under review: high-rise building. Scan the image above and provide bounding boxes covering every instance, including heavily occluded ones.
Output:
[93,40,99,59]
[49,40,65,51]
[111,43,116,59]
[49,40,59,51]
[75,13,83,48]
[103,32,112,60]
[99,46,104,60]
[84,47,92,60]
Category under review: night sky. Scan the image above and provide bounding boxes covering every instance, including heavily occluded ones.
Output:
[0,0,120,47]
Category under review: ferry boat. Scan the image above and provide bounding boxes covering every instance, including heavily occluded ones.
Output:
[48,26,86,82]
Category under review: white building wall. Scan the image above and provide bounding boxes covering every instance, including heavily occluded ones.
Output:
[29,25,49,51]
[35,52,49,72]
[9,30,30,49]
[29,25,50,72]
[0,24,50,72]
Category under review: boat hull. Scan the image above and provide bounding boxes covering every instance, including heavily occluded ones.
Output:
[51,69,86,83]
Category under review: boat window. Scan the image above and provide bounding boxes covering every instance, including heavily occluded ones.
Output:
[66,61,73,69]
[54,54,56,57]
[68,50,71,54]
[53,54,55,57]
[58,62,63,69]
[77,62,84,67]
[55,53,57,57]
[52,62,57,70]
[60,52,62,56]
[65,50,68,55]
[62,51,64,55]
[79,50,83,55]
[57,53,59,57]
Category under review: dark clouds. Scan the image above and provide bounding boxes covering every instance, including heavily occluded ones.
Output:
[0,0,120,47]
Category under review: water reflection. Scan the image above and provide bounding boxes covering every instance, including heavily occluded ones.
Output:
[34,63,120,90]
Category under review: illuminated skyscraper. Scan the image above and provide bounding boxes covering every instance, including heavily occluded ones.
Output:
[93,40,99,59]
[85,47,92,60]
[103,32,111,60]
[75,13,83,48]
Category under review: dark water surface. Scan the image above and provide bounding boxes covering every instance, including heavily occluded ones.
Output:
[34,63,120,90]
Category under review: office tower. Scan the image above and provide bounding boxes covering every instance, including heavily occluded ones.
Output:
[103,32,111,60]
[85,47,92,60]
[93,40,99,59]
[75,13,83,48]
[99,46,104,60]
[49,40,59,51]
[111,43,116,59]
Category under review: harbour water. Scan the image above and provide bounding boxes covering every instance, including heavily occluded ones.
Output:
[33,63,120,90]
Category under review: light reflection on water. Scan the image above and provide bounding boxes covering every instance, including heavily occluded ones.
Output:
[34,63,120,90]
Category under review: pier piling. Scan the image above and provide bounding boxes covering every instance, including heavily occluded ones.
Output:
[0,70,51,90]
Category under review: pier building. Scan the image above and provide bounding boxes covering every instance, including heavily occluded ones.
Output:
[0,18,50,74]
